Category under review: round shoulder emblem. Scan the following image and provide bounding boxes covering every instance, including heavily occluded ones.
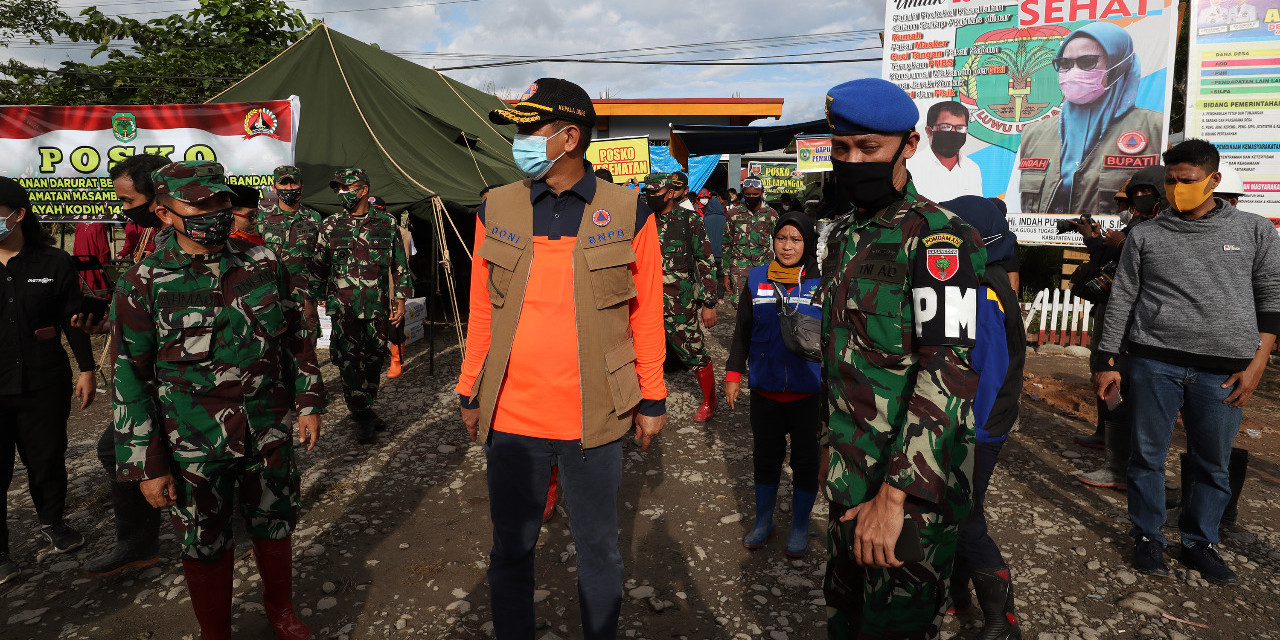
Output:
[592,209,610,227]
[1117,131,1148,155]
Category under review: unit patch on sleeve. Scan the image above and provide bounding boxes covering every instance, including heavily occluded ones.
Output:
[911,231,979,347]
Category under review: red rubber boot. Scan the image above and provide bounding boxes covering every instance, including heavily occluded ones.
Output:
[252,537,312,640]
[693,362,717,422]
[181,551,234,640]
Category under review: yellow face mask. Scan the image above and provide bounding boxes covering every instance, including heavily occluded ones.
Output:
[1169,174,1216,214]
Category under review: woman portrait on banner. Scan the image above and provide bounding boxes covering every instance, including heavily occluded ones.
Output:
[1010,22,1163,216]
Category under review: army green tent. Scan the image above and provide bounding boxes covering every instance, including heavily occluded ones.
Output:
[211,24,522,352]
[210,22,521,211]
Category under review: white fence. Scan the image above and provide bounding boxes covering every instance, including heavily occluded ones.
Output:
[1021,288,1093,346]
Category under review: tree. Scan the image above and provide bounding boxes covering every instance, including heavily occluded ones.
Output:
[0,0,66,47]
[1,0,313,105]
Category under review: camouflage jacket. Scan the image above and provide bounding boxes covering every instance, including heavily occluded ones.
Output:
[657,206,718,314]
[255,202,323,300]
[309,210,412,319]
[818,182,985,523]
[110,236,326,481]
[722,202,778,270]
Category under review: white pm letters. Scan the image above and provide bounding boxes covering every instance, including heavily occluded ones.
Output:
[912,286,977,340]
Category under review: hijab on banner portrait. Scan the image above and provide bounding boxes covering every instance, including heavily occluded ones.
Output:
[883,0,1178,223]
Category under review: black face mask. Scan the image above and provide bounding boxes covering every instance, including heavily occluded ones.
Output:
[277,188,302,207]
[831,134,911,213]
[744,196,763,210]
[1130,193,1159,218]
[122,201,161,228]
[930,130,967,158]
[175,207,234,246]
[645,193,668,213]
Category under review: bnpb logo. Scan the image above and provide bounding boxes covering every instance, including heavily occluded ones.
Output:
[592,209,610,226]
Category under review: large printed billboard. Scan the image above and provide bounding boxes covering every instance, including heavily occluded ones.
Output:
[1186,0,1280,216]
[883,0,1178,245]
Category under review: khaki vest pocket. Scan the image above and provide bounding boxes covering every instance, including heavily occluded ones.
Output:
[603,339,641,415]
[477,239,523,307]
[584,242,638,309]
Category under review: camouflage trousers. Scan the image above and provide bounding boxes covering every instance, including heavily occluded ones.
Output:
[331,312,388,412]
[664,309,710,369]
[170,445,299,561]
[823,503,958,639]
[725,260,761,309]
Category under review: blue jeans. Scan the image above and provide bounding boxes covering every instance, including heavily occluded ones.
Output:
[1127,356,1242,546]
[484,430,623,640]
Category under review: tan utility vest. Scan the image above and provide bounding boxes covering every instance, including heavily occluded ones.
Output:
[471,178,643,449]
[1018,106,1163,216]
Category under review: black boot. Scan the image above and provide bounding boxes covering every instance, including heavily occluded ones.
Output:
[1222,448,1249,526]
[971,566,1023,640]
[84,481,161,576]
[352,410,376,444]
[949,562,973,615]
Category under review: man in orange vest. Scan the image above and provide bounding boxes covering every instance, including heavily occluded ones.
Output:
[456,77,667,640]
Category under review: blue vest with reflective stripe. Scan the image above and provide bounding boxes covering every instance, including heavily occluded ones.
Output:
[746,264,822,394]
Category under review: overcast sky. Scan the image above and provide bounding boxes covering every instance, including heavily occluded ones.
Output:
[10,0,886,123]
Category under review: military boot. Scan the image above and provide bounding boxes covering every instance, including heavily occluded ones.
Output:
[84,480,161,576]
[971,566,1023,640]
[1076,417,1129,490]
[352,410,376,444]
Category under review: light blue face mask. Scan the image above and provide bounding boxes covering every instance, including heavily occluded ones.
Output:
[511,128,568,180]
[0,209,17,242]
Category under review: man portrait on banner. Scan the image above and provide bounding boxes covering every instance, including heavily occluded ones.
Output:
[906,100,984,203]
[1200,0,1230,24]
[1228,0,1258,22]
[1007,22,1163,217]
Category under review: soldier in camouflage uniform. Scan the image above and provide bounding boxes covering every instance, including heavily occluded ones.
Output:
[721,177,778,309]
[817,79,986,639]
[310,168,412,444]
[643,173,720,421]
[256,165,324,327]
[110,161,325,640]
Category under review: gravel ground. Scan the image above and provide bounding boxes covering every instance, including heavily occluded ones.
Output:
[2,309,1278,639]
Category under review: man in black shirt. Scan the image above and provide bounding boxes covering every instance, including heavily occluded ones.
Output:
[0,177,98,584]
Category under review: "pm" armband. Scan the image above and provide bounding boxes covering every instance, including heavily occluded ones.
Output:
[911,285,978,346]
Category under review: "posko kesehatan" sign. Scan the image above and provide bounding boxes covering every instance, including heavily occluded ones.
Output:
[0,98,299,222]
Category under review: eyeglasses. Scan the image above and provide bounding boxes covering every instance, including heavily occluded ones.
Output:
[930,124,967,133]
[742,178,764,189]
[1052,54,1104,72]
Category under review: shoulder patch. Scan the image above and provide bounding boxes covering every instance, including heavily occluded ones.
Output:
[922,232,962,248]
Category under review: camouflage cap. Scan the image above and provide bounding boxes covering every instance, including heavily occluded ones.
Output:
[273,165,302,182]
[151,161,234,204]
[330,167,369,189]
[643,172,671,189]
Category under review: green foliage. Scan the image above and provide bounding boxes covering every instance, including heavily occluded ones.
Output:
[0,0,66,46]
[0,0,314,106]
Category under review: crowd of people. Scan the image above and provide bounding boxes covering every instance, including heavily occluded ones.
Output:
[0,71,1272,640]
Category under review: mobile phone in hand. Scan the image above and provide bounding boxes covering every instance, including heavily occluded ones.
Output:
[838,516,925,564]
[1103,381,1123,411]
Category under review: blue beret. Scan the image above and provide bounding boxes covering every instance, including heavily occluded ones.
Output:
[825,78,919,135]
